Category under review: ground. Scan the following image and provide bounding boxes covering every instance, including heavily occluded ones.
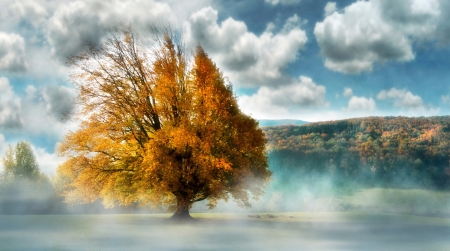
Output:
[1,212,449,251]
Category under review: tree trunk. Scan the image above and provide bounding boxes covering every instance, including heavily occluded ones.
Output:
[169,195,195,221]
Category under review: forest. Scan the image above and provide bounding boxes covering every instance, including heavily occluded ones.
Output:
[264,116,450,193]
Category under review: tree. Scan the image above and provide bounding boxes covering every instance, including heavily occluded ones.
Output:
[57,25,271,219]
[0,141,58,214]
[2,141,41,183]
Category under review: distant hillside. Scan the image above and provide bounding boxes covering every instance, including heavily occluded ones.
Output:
[258,119,308,127]
[263,116,450,190]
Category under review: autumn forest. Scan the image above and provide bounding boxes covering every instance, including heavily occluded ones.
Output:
[264,116,450,193]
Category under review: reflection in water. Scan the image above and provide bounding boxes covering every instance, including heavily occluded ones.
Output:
[0,214,450,251]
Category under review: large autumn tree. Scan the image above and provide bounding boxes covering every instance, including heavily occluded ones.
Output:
[57,26,271,219]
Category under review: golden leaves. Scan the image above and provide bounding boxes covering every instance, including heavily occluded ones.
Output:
[57,25,271,211]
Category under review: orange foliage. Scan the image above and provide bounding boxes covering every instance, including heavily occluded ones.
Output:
[57,26,271,214]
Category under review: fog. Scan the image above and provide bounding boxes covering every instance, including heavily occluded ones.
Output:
[1,176,450,250]
[2,165,450,217]
[2,160,450,250]
[1,214,449,251]
[191,171,450,218]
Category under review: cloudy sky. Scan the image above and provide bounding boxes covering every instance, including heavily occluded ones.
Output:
[1,0,450,174]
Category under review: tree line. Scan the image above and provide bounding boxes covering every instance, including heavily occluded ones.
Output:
[264,116,450,191]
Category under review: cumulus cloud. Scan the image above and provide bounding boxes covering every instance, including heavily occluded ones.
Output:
[375,88,440,116]
[0,78,78,140]
[238,76,327,118]
[46,0,171,61]
[324,2,337,17]
[378,0,440,39]
[0,77,24,129]
[185,7,307,87]
[0,77,14,98]
[434,1,450,44]
[314,0,414,74]
[265,0,302,6]
[163,0,212,23]
[19,84,79,137]
[0,32,27,72]
[25,85,38,99]
[343,87,353,97]
[314,0,450,74]
[6,0,48,29]
[347,96,376,112]
[42,86,76,121]
[377,88,423,108]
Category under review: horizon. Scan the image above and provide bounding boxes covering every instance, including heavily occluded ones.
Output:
[261,114,450,122]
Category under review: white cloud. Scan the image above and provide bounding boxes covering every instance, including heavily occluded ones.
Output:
[32,145,65,175]
[238,76,327,119]
[282,14,306,33]
[163,0,212,23]
[46,0,171,61]
[6,0,48,29]
[442,95,450,104]
[42,86,76,122]
[324,2,337,17]
[0,79,78,139]
[314,0,450,74]
[376,87,440,116]
[0,77,13,97]
[265,0,302,6]
[314,0,414,74]
[21,85,78,137]
[343,87,353,97]
[434,1,450,44]
[0,32,27,72]
[379,0,440,39]
[347,96,376,112]
[184,7,307,87]
[0,77,24,129]
[377,88,423,108]
[25,85,38,99]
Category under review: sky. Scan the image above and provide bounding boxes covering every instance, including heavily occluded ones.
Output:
[1,0,450,174]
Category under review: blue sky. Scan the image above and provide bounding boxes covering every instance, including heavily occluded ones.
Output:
[1,0,450,174]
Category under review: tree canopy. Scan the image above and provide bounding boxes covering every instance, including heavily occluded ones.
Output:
[57,26,271,218]
[0,141,57,214]
[2,141,41,183]
[264,116,450,190]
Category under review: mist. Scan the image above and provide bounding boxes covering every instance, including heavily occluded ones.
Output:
[1,166,450,251]
[191,171,450,218]
[1,214,449,251]
[2,134,450,250]
[2,153,450,217]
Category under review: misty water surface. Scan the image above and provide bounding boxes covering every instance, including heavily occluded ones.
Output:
[1,214,449,251]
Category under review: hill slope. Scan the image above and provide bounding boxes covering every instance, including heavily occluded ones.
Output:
[263,116,450,190]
